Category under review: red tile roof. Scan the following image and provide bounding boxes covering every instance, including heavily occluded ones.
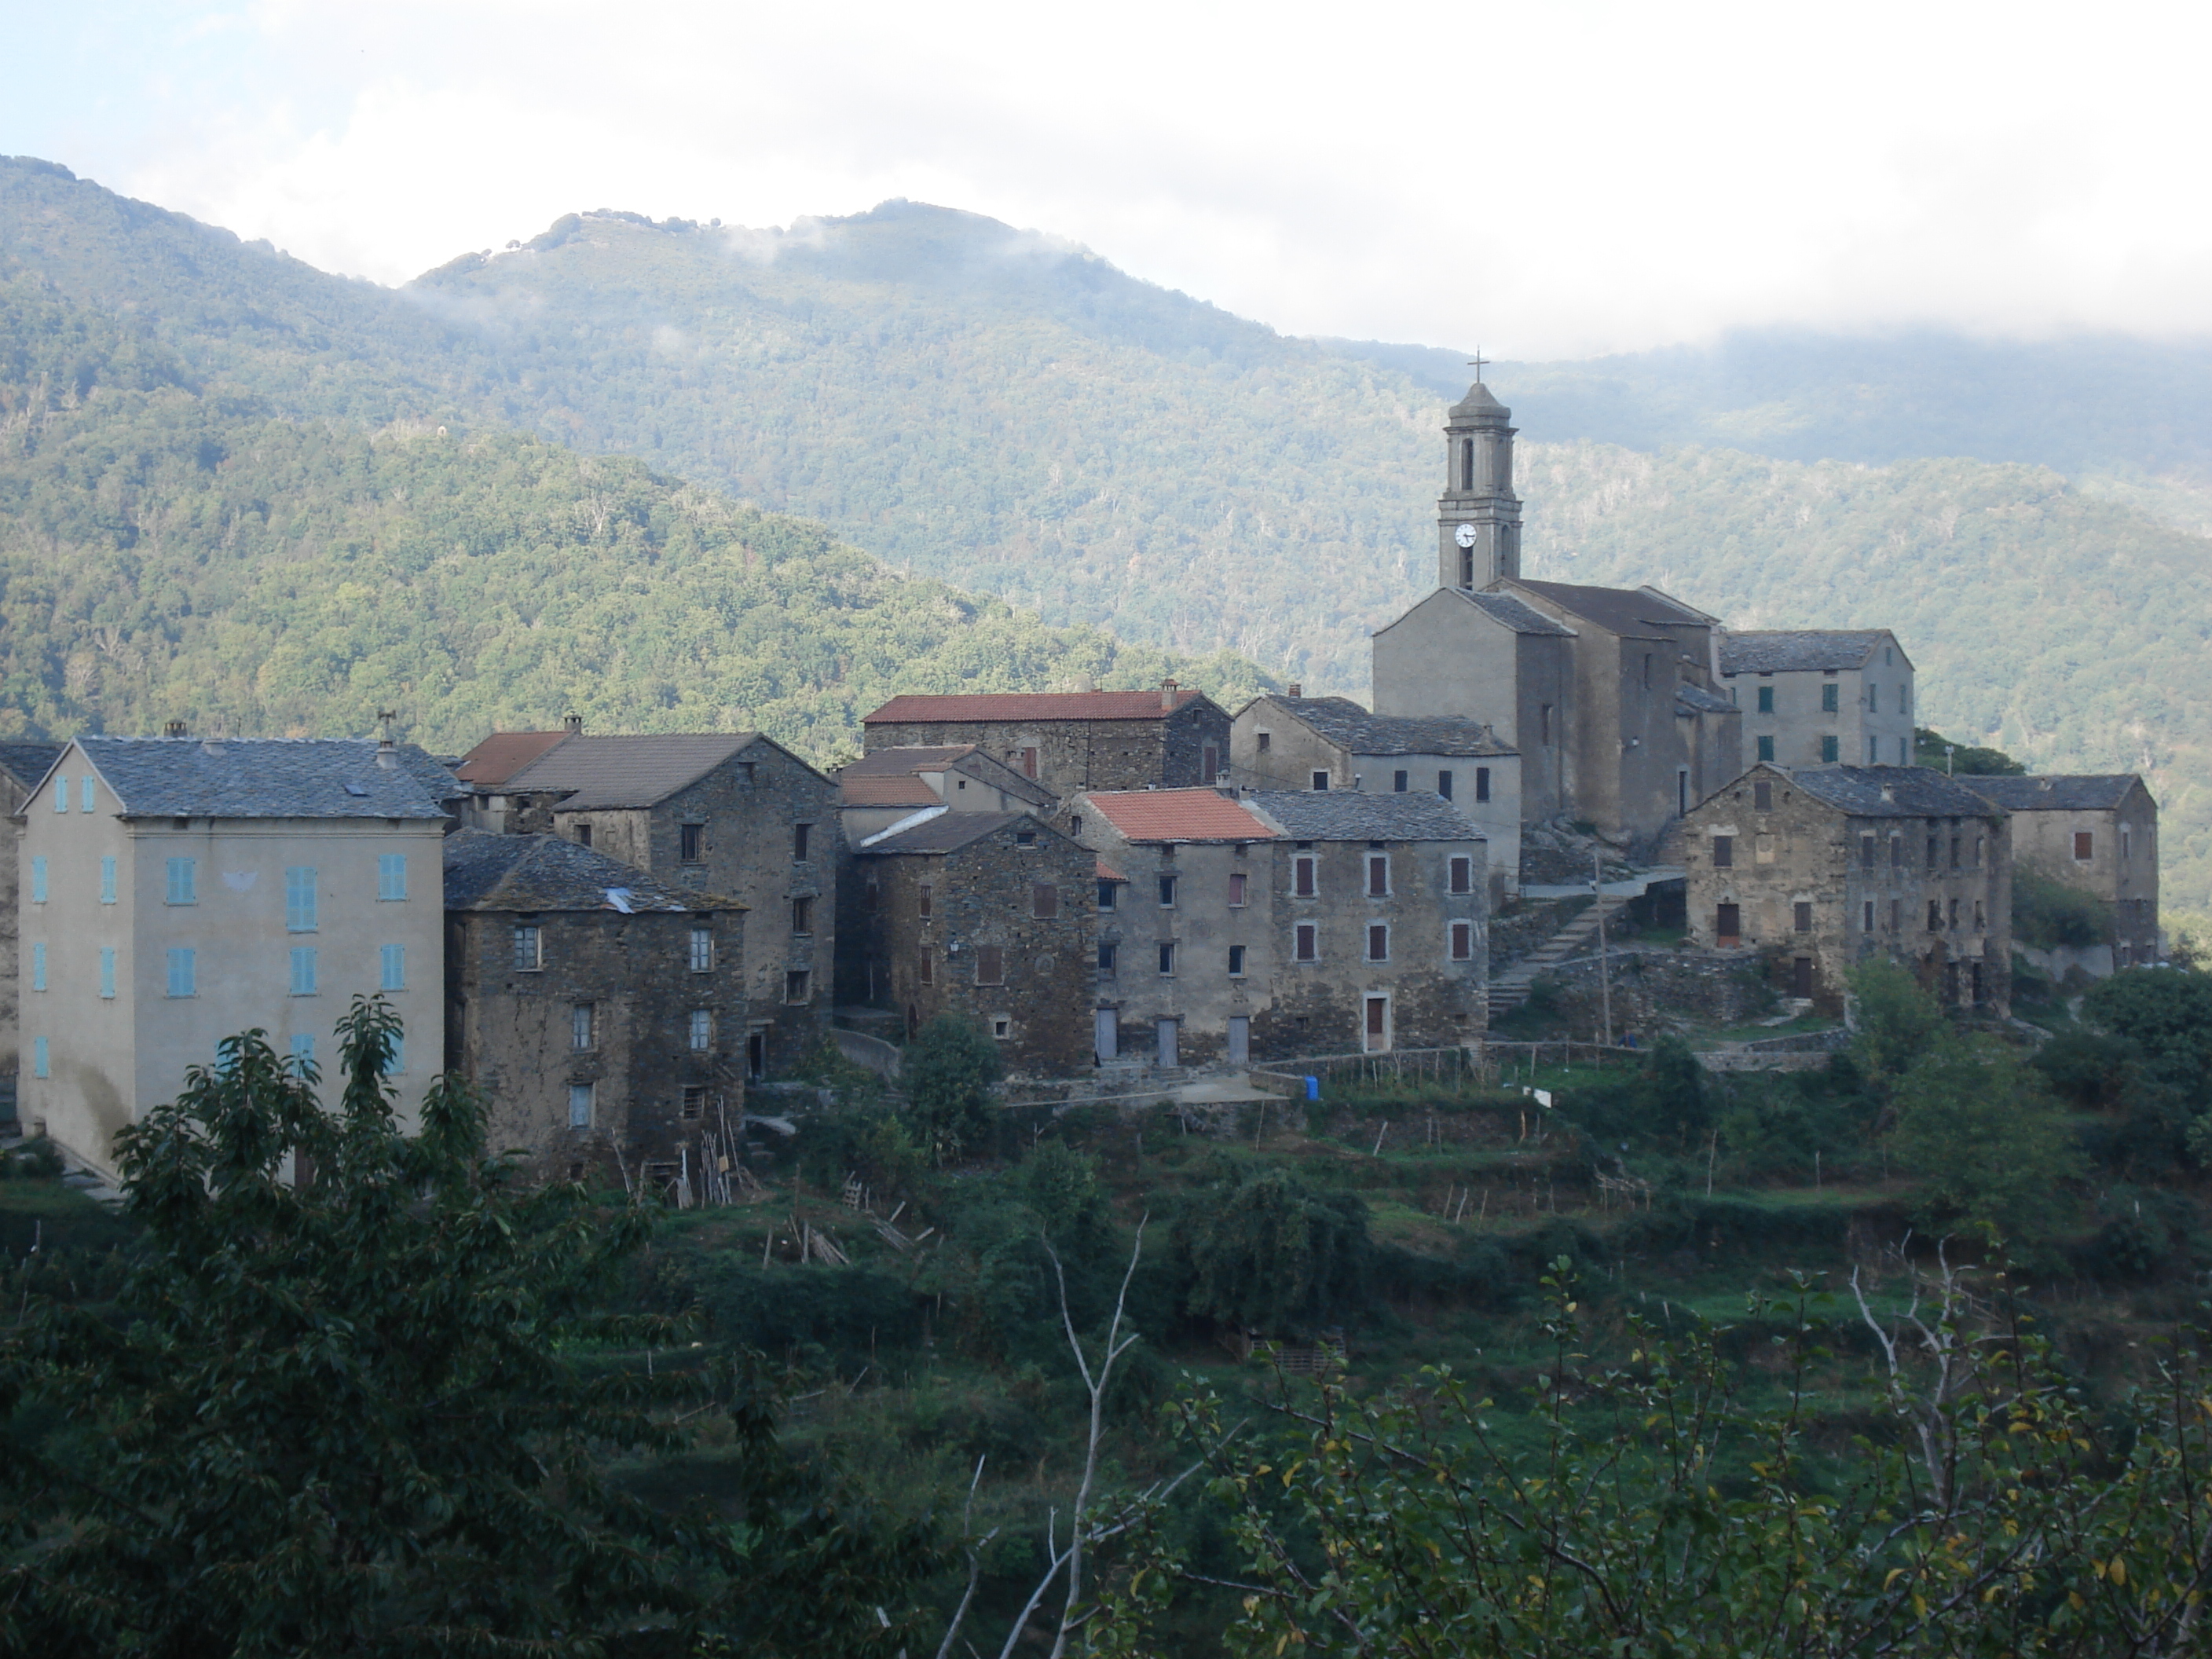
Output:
[1079,789,1277,843]
[1095,858,1129,883]
[454,730,571,786]
[862,689,1210,724]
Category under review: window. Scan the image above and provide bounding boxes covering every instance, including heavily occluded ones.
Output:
[993,1016,1012,1039]
[863,876,880,913]
[1642,654,1652,690]
[1898,737,1909,764]
[291,1034,315,1068]
[1890,898,1902,932]
[1018,747,1039,779]
[1437,769,1455,800]
[1860,834,1877,870]
[1157,942,1176,976]
[792,896,814,934]
[918,884,933,919]
[167,858,197,904]
[2074,831,2094,862]
[1158,873,1177,907]
[1254,730,1273,755]
[1866,736,1880,763]
[378,853,408,900]
[100,857,116,905]
[976,947,1005,987]
[1716,903,1741,943]
[1032,883,1059,919]
[1069,815,1082,836]
[1973,836,1984,868]
[380,943,405,991]
[1203,744,1220,784]
[53,777,67,813]
[682,1086,707,1120]
[1819,736,1839,764]
[1097,881,1118,910]
[1449,855,1473,894]
[1016,830,1035,846]
[290,947,318,996]
[1949,898,1961,928]
[919,951,935,986]
[1295,922,1318,961]
[1901,684,1910,716]
[1228,944,1246,976]
[690,1009,714,1049]
[1294,855,1317,897]
[1863,900,1876,931]
[1367,854,1390,897]
[1950,836,1961,870]
[2122,830,2132,864]
[573,1002,596,1051]
[167,947,196,998]
[30,857,46,904]
[784,969,811,1004]
[79,775,93,813]
[1097,943,1116,975]
[569,1082,594,1129]
[1310,771,1330,791]
[1474,767,1489,802]
[793,823,811,862]
[1367,923,1389,961]
[1711,835,1734,868]
[1756,735,1775,762]
[99,948,115,999]
[1821,683,1840,712]
[689,926,714,972]
[30,943,45,993]
[1755,780,1774,811]
[1868,684,1880,712]
[1450,921,1474,961]
[1756,686,1775,714]
[285,867,318,932]
[33,1038,48,1079]
[1974,899,1985,929]
[1393,769,1408,793]
[573,822,593,849]
[679,823,705,863]
[1793,902,1813,932]
[1928,900,1943,932]
[514,925,543,970]
[1228,872,1247,906]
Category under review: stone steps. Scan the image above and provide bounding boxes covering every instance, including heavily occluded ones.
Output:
[1489,896,1630,1017]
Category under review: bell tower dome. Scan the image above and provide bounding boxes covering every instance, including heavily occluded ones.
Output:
[1437,375,1522,589]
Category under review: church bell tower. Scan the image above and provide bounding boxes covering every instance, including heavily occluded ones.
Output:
[1437,374,1522,590]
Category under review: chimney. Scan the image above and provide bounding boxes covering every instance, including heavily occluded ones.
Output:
[1077,674,1097,693]
[1287,682,1302,698]
[200,731,225,756]
[1159,678,1177,710]
[376,737,399,770]
[163,720,188,739]
[563,712,584,735]
[1881,786,1895,803]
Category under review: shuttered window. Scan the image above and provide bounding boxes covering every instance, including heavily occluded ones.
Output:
[378,854,408,900]
[285,867,318,932]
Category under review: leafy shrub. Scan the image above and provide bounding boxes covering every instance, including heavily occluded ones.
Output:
[901,1015,1003,1163]
[2014,866,2113,949]
[1177,1168,1370,1339]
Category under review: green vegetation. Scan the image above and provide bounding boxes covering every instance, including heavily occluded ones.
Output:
[1914,724,2026,774]
[900,1015,1003,1163]
[2015,864,2115,949]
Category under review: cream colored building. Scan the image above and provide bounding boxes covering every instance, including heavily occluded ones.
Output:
[17,737,449,1177]
[1719,631,1917,771]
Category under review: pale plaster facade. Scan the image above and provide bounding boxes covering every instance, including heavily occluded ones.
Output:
[1719,631,1917,771]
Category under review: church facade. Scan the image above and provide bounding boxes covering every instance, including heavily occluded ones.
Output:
[1372,379,1741,850]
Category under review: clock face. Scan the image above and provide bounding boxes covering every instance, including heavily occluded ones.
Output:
[1455,523,1478,549]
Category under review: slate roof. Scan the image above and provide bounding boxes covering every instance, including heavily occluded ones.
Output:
[72,737,451,819]
[863,689,1212,724]
[1719,631,1894,674]
[501,734,760,810]
[1250,789,1481,842]
[1257,696,1516,757]
[443,830,730,912]
[454,730,571,786]
[1675,683,1738,716]
[840,745,980,774]
[1958,775,2146,813]
[855,811,1033,855]
[1515,580,1713,638]
[842,775,943,808]
[1078,789,1277,844]
[0,742,64,789]
[1785,765,2007,819]
[1459,591,1576,636]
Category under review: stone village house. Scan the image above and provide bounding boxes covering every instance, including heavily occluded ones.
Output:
[1719,630,1917,771]
[1229,694,1522,900]
[860,685,1233,799]
[16,736,449,1177]
[452,726,837,1079]
[833,744,1057,844]
[843,811,1093,1075]
[1676,763,2012,1015]
[441,830,747,1195]
[0,742,61,1121]
[1960,775,2160,974]
[1060,787,1488,1067]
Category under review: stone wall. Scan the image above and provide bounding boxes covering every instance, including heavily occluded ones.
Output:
[862,700,1232,798]
[1516,947,1778,1040]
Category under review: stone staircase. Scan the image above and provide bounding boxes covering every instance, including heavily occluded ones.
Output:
[1488,895,1631,1019]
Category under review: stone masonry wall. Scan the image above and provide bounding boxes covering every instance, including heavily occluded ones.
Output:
[863,702,1231,799]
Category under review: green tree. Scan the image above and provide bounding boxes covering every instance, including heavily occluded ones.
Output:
[902,1014,1003,1163]
[1178,1168,1369,1338]
[2085,966,2212,1088]
[1846,956,1947,1097]
[1888,1035,2084,1236]
[1914,726,2027,775]
[0,1000,936,1656]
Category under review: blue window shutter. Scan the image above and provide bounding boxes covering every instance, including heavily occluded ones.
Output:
[379,854,407,901]
[380,943,405,991]
[32,1038,48,1079]
[383,1036,405,1075]
[99,948,115,999]
[167,948,196,998]
[53,778,66,814]
[80,775,94,813]
[291,1033,315,1067]
[29,858,46,904]
[286,867,319,931]
[291,947,318,996]
[30,943,45,991]
[167,858,196,904]
[100,857,117,904]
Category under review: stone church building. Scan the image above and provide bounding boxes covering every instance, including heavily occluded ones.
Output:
[1371,379,1741,850]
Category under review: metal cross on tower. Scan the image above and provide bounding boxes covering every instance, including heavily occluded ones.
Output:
[1467,348,1488,383]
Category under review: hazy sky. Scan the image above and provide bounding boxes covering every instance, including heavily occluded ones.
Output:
[6,0,2210,359]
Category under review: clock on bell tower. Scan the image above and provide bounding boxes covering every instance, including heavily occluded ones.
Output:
[1437,362,1522,590]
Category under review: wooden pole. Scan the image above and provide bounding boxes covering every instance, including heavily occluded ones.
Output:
[1595,850,1613,1048]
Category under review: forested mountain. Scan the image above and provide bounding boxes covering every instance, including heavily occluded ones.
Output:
[3,153,2211,910]
[0,273,1268,759]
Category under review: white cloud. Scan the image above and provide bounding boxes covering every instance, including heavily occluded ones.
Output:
[18,0,2212,356]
